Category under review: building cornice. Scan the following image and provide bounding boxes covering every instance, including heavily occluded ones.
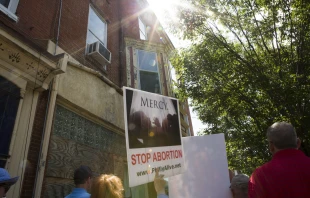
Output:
[0,28,68,91]
[124,37,174,55]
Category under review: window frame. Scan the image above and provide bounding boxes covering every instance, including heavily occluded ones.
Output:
[187,127,192,136]
[86,5,108,48]
[167,61,176,97]
[138,17,147,40]
[0,0,19,21]
[137,49,162,94]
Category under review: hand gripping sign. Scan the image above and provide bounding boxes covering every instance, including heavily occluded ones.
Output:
[123,87,185,187]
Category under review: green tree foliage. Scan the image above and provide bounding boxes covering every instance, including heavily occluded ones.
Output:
[171,0,310,174]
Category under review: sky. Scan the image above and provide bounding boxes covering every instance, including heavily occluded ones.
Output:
[147,0,208,135]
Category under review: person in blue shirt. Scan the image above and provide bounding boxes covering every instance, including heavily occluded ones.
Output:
[0,168,19,198]
[154,169,168,198]
[65,166,93,198]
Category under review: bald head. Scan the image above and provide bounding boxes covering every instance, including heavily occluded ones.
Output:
[267,122,298,150]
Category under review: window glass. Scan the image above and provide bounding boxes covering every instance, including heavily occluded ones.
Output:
[140,71,161,94]
[138,50,158,72]
[137,50,161,94]
[139,18,147,40]
[0,0,10,8]
[87,7,107,46]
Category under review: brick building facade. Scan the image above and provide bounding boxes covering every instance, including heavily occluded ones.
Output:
[0,0,193,197]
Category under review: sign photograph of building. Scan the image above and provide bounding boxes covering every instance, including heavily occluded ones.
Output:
[124,87,184,187]
[125,88,182,148]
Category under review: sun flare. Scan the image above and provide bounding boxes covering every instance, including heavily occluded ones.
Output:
[147,0,193,48]
[147,0,180,23]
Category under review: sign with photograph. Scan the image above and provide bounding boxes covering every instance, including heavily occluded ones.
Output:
[123,87,184,187]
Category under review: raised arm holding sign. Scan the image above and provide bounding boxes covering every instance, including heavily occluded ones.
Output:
[154,168,168,198]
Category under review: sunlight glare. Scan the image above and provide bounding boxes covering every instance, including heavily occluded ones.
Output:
[147,0,180,23]
[147,0,194,48]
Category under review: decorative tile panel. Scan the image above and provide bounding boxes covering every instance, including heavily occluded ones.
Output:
[53,105,126,157]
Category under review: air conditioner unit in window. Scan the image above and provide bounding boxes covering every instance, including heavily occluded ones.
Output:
[87,41,111,64]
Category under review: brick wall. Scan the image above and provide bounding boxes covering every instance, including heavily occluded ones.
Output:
[0,0,123,86]
[0,0,166,88]
[0,0,59,50]
[20,90,49,198]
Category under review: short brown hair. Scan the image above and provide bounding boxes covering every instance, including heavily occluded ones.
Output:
[74,166,92,185]
[91,174,123,198]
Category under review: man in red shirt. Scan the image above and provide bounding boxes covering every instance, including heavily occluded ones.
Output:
[248,122,310,198]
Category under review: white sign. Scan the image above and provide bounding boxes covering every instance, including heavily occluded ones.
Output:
[123,87,184,187]
[169,134,232,198]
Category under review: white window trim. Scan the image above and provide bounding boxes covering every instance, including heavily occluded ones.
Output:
[137,49,162,94]
[86,5,108,50]
[0,0,19,21]
[138,17,147,40]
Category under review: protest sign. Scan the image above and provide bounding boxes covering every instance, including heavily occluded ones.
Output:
[169,134,232,198]
[123,87,184,187]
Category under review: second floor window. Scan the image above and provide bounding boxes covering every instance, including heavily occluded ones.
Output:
[138,17,147,40]
[0,0,20,21]
[137,50,161,94]
[87,6,107,47]
[0,0,10,7]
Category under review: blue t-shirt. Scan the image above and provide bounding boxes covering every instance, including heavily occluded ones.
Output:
[157,194,168,198]
[65,188,90,198]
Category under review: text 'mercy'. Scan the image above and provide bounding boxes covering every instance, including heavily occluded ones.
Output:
[141,97,168,110]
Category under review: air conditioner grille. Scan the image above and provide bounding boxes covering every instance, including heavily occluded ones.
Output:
[98,43,111,61]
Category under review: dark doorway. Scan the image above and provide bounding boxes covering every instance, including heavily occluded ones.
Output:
[0,76,21,168]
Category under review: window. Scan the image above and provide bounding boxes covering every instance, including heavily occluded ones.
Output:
[0,0,19,21]
[138,17,147,40]
[0,0,9,7]
[187,128,192,136]
[137,50,161,94]
[167,61,175,97]
[184,114,189,124]
[87,6,107,47]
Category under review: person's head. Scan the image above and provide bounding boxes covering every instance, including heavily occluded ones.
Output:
[74,166,92,189]
[230,174,249,198]
[90,174,123,198]
[0,168,19,197]
[266,122,300,154]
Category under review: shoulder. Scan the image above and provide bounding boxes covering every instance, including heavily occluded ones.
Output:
[81,192,91,198]
[249,162,272,189]
[248,164,270,198]
[251,162,271,178]
[301,153,310,162]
